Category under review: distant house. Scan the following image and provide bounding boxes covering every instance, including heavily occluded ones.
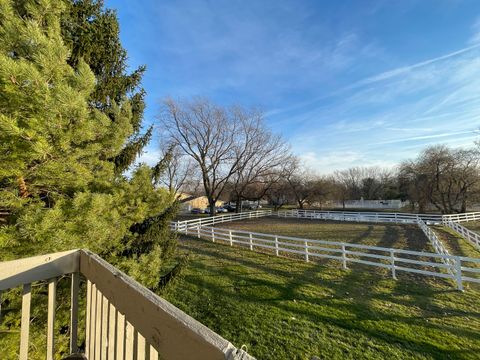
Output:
[177,193,224,212]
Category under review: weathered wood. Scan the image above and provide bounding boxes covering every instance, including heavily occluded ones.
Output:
[95,290,102,360]
[79,250,237,360]
[108,303,117,359]
[137,333,146,359]
[149,345,159,360]
[47,278,57,360]
[116,312,125,359]
[101,296,109,359]
[0,250,79,291]
[125,321,135,359]
[90,284,97,359]
[70,272,80,354]
[85,280,92,359]
[19,283,31,360]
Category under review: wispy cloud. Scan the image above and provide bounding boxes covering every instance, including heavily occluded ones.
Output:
[108,0,480,172]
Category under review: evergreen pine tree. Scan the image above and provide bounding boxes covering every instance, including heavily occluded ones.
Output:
[0,0,181,288]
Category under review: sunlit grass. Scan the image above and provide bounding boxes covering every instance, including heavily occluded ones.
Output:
[165,235,480,359]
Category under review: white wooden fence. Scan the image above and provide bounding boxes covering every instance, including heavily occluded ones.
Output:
[187,225,480,291]
[443,220,480,250]
[172,210,272,233]
[277,209,443,224]
[0,250,255,360]
[443,212,480,223]
[417,219,455,275]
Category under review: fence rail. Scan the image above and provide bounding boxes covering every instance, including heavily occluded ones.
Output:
[187,225,480,291]
[444,220,480,250]
[277,209,443,224]
[417,219,456,277]
[443,212,480,223]
[172,210,272,232]
[0,250,254,360]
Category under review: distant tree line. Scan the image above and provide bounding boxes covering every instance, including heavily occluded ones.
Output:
[159,99,480,214]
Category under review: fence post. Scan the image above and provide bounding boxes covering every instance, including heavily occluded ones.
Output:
[249,233,253,250]
[304,241,309,262]
[229,230,233,246]
[197,225,200,238]
[390,250,396,280]
[211,227,215,243]
[455,257,463,291]
[275,236,279,256]
[342,245,347,269]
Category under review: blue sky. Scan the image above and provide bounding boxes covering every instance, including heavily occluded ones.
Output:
[106,0,480,173]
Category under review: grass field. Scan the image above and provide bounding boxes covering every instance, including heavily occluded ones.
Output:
[462,221,480,233]
[432,226,480,259]
[164,235,480,359]
[221,217,432,252]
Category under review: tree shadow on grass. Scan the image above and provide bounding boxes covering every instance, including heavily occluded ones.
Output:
[178,236,480,358]
[180,255,480,359]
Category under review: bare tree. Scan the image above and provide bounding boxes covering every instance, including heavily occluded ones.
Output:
[228,127,292,211]
[160,98,277,215]
[283,159,323,209]
[158,141,200,198]
[399,145,480,213]
[333,166,398,207]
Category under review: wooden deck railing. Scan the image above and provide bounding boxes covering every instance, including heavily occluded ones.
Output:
[0,250,255,360]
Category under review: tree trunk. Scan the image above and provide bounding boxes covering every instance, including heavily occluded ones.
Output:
[235,195,241,213]
[208,199,216,217]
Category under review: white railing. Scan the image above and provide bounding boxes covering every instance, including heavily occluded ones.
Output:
[442,212,480,223]
[443,220,480,250]
[0,250,254,360]
[171,210,272,233]
[277,209,443,224]
[185,225,480,291]
[417,219,455,275]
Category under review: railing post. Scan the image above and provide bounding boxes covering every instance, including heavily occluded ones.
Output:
[275,236,279,256]
[455,257,463,291]
[249,233,253,250]
[390,250,397,280]
[229,230,233,246]
[197,225,201,238]
[19,283,32,360]
[342,245,347,269]
[70,272,80,354]
[211,227,215,242]
[304,241,309,262]
[47,278,57,360]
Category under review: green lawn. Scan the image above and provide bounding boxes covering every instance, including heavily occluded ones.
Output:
[164,236,480,360]
[432,226,480,259]
[462,221,480,234]
[222,217,432,252]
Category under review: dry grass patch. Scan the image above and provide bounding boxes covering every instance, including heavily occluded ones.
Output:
[224,217,431,252]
